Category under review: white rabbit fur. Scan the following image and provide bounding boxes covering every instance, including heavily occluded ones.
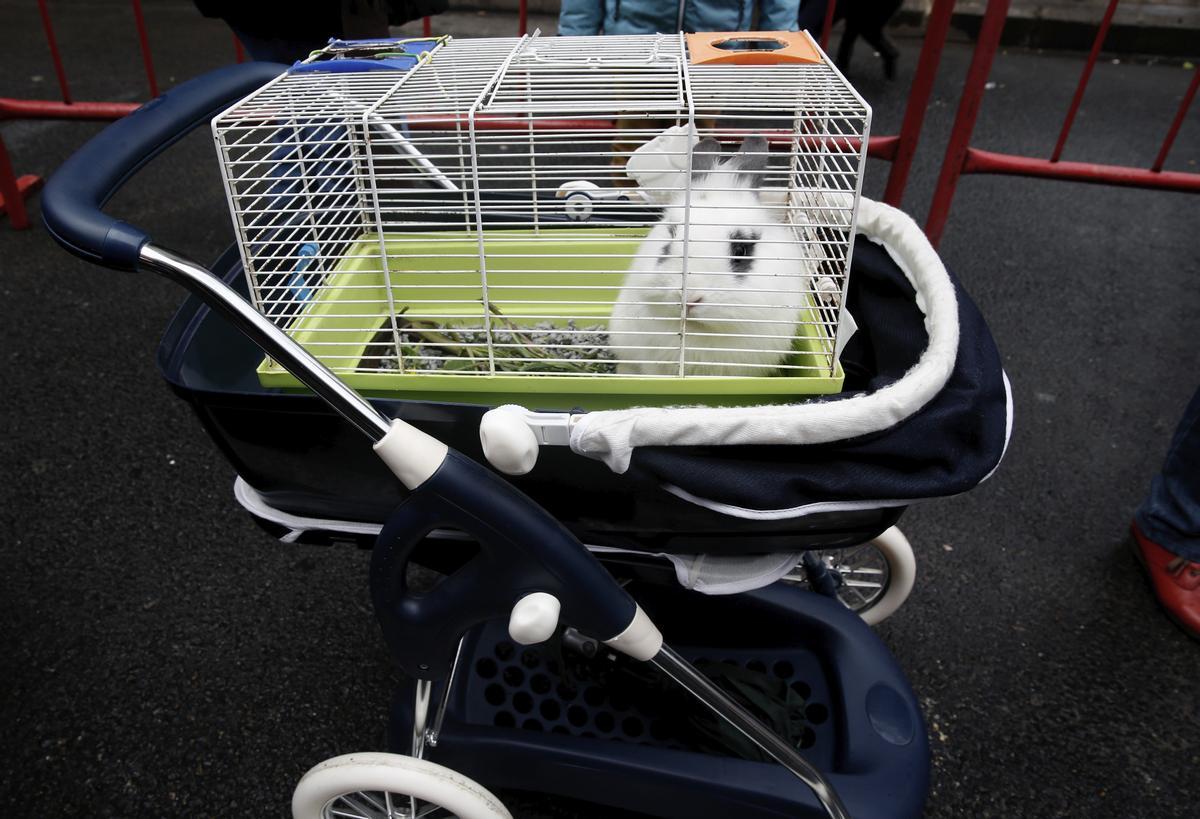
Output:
[609,136,811,376]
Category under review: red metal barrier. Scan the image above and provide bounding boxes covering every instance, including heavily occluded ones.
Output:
[130,0,160,98]
[820,0,838,51]
[0,137,42,226]
[37,0,71,104]
[0,94,142,229]
[3,2,163,228]
[4,3,949,229]
[882,0,956,207]
[1152,67,1200,173]
[1050,0,1119,163]
[926,0,1200,246]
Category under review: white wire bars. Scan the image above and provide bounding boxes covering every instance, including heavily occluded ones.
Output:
[212,31,870,390]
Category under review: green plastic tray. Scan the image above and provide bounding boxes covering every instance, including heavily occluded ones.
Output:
[257,228,843,410]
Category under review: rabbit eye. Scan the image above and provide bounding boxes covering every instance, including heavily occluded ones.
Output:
[729,230,758,274]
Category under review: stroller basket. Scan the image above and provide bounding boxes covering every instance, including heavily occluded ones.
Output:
[396,582,929,819]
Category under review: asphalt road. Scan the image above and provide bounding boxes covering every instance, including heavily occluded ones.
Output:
[1,2,1198,817]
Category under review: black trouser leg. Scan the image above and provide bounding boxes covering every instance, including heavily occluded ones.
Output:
[835,23,859,72]
[860,27,899,79]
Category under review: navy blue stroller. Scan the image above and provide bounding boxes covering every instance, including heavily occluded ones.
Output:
[44,61,1009,819]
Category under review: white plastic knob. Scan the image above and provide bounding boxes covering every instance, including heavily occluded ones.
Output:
[507,592,561,646]
[479,408,540,475]
[815,276,840,305]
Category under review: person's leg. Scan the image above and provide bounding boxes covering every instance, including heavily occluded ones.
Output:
[1136,386,1200,562]
[232,28,327,63]
[840,0,901,79]
[796,0,831,34]
[834,23,859,72]
[1132,385,1200,637]
[857,26,898,80]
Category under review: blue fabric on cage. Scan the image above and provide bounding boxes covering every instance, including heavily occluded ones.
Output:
[288,37,441,73]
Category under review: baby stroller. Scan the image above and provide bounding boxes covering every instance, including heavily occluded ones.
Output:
[43,54,1010,819]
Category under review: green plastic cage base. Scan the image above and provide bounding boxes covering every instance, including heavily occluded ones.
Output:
[256,229,844,410]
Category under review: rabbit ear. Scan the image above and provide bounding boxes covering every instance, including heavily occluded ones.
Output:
[724,135,770,189]
[689,137,723,178]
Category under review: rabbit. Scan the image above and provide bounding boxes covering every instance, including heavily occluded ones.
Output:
[609,135,812,377]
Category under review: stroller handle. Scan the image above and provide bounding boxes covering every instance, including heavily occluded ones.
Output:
[42,61,285,271]
[43,61,648,660]
[41,61,396,443]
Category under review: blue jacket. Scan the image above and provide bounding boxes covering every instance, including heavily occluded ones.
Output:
[559,0,801,37]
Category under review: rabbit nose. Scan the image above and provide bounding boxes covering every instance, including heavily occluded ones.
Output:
[685,296,704,316]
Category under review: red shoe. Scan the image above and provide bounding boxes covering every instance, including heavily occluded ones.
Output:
[1131,521,1200,639]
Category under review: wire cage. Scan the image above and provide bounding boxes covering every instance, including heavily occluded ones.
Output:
[212,31,871,409]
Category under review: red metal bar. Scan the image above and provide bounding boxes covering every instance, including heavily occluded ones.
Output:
[130,0,160,98]
[1151,68,1200,173]
[882,0,957,207]
[964,147,1200,193]
[423,16,433,37]
[0,135,38,229]
[0,176,44,227]
[925,0,1011,246]
[866,135,900,161]
[37,0,72,104]
[820,0,838,51]
[403,114,899,158]
[406,115,614,131]
[0,98,141,122]
[0,97,135,230]
[519,0,528,36]
[233,34,246,63]
[1050,0,1119,163]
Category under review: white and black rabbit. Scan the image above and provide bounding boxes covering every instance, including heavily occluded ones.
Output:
[609,135,810,377]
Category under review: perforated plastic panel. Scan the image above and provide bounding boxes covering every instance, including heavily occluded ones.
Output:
[458,621,836,769]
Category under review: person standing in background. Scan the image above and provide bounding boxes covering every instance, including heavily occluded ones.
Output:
[559,0,801,37]
[797,0,903,79]
[196,0,447,64]
[1131,387,1200,639]
[559,1,798,185]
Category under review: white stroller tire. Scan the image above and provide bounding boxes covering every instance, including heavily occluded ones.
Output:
[784,526,917,626]
[856,526,916,626]
[292,752,512,819]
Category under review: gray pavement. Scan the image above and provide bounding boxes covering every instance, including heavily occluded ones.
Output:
[1,2,1198,817]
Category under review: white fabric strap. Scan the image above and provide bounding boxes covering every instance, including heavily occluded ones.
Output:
[568,197,961,473]
[236,478,813,596]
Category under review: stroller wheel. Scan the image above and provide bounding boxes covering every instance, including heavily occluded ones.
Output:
[292,752,512,819]
[563,191,594,221]
[783,526,916,626]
